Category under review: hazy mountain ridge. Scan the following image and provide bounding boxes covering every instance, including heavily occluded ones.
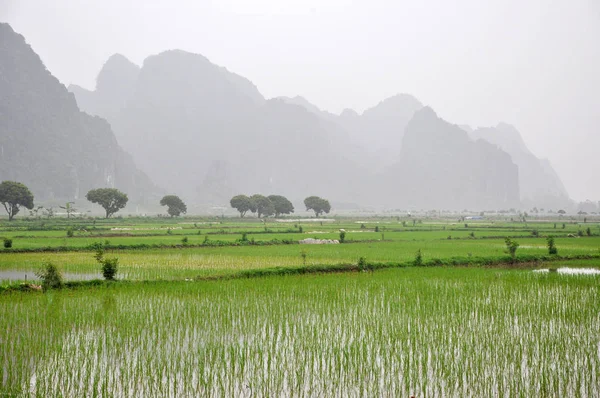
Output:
[67,47,568,210]
[383,107,520,210]
[68,53,140,122]
[467,123,570,209]
[341,94,423,159]
[72,50,364,203]
[0,23,157,203]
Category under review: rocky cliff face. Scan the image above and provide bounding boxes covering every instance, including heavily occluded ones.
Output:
[386,108,520,210]
[468,123,570,209]
[0,23,156,203]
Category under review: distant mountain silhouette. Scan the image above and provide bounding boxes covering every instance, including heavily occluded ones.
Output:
[468,123,570,209]
[72,50,361,203]
[69,53,140,122]
[283,94,424,170]
[386,108,521,210]
[0,23,156,203]
[68,48,569,210]
[338,94,424,168]
[276,96,338,122]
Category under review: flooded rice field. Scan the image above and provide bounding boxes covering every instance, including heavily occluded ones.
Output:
[1,267,598,397]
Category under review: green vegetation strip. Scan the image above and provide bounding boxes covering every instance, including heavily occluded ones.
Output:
[3,253,598,294]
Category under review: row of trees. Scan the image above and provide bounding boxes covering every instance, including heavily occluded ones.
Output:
[230,194,294,218]
[0,180,189,220]
[230,194,331,218]
[1,180,329,220]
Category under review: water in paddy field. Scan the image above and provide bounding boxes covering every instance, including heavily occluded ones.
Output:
[0,271,100,282]
[533,268,600,275]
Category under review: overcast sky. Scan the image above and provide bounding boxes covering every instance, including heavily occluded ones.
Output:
[2,0,599,201]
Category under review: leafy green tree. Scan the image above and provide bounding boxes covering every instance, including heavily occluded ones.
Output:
[85,188,128,218]
[304,196,331,217]
[160,195,187,217]
[268,195,294,217]
[250,194,275,218]
[230,194,252,218]
[0,181,34,221]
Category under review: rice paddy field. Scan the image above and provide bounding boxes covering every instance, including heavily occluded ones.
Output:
[1,215,599,396]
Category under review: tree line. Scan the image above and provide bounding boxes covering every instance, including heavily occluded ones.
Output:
[230,194,331,218]
[0,180,189,220]
[1,180,330,220]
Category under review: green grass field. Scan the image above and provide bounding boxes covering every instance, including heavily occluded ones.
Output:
[1,215,599,395]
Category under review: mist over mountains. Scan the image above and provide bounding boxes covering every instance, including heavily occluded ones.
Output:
[0,23,156,204]
[1,23,572,211]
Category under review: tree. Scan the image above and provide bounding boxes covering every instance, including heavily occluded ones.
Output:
[230,195,252,218]
[59,202,77,218]
[0,181,34,221]
[250,194,275,218]
[268,195,294,217]
[304,196,331,217]
[86,188,128,218]
[160,195,187,217]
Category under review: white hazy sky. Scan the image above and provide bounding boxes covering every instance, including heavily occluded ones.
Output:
[2,0,599,201]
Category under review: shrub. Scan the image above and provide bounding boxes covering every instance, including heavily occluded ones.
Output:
[241,232,248,242]
[414,249,423,266]
[35,262,63,290]
[101,258,118,281]
[547,236,558,255]
[505,238,519,262]
[339,231,346,243]
[531,229,539,237]
[577,229,584,237]
[3,238,12,248]
[374,226,379,232]
[358,256,368,271]
[586,227,592,236]
[300,250,307,265]
[181,236,188,244]
[298,226,303,233]
[93,244,118,280]
[66,228,74,238]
